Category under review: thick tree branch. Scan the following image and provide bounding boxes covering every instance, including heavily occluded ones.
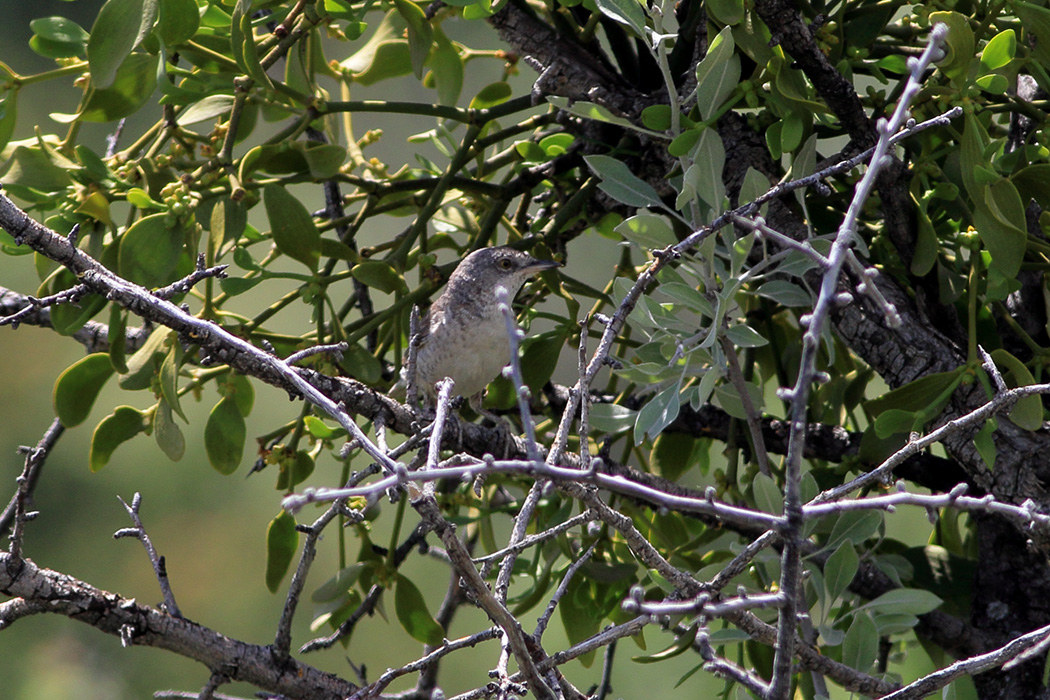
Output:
[0,553,357,700]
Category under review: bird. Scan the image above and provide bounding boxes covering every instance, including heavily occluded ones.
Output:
[409,246,561,413]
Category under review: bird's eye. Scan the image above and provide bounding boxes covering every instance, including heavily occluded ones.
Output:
[498,258,513,270]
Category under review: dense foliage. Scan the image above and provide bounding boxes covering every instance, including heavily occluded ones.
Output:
[3,1,1050,699]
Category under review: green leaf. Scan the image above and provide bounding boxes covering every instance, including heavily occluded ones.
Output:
[88,0,158,89]
[594,0,646,36]
[0,92,17,154]
[827,510,882,549]
[588,403,637,434]
[312,563,367,602]
[469,81,511,110]
[303,415,336,439]
[974,418,997,469]
[780,111,804,153]
[302,144,348,179]
[118,213,185,288]
[394,574,445,645]
[276,450,316,490]
[635,381,682,443]
[824,541,859,602]
[31,17,90,58]
[119,326,170,390]
[158,0,200,46]
[660,281,714,317]
[724,324,768,348]
[39,269,106,336]
[427,30,463,106]
[159,343,187,422]
[176,94,235,126]
[547,97,664,137]
[910,187,938,276]
[633,624,699,663]
[874,409,922,438]
[641,105,672,131]
[976,73,1009,94]
[1014,2,1050,68]
[694,27,737,120]
[0,144,72,194]
[54,353,115,427]
[90,406,147,471]
[31,16,90,45]
[859,588,943,616]
[208,196,247,264]
[338,342,383,384]
[231,0,274,89]
[980,179,1027,280]
[980,29,1015,71]
[842,612,878,671]
[392,0,433,79]
[228,373,255,417]
[53,52,157,123]
[263,184,321,271]
[154,398,186,461]
[928,11,974,84]
[989,349,1044,431]
[751,472,782,515]
[650,433,696,481]
[865,368,966,418]
[668,128,702,158]
[350,260,408,294]
[127,187,162,209]
[695,50,740,121]
[340,11,412,85]
[219,277,262,298]
[540,133,574,156]
[265,510,300,593]
[706,0,744,25]
[205,396,246,474]
[753,280,811,307]
[615,212,676,249]
[108,304,129,373]
[521,331,566,396]
[692,128,726,214]
[874,612,920,636]
[585,155,662,209]
[559,576,601,666]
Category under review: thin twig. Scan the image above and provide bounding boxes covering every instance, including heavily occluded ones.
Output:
[2,418,63,548]
[534,542,597,640]
[114,493,182,618]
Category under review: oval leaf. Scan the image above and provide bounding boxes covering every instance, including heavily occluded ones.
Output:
[154,398,185,461]
[265,510,300,593]
[842,612,878,671]
[205,396,246,475]
[118,213,185,289]
[88,0,158,89]
[350,260,408,294]
[54,353,115,427]
[90,406,146,471]
[585,155,662,209]
[395,573,445,645]
[263,184,320,270]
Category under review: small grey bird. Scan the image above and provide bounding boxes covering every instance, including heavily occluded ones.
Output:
[410,246,561,410]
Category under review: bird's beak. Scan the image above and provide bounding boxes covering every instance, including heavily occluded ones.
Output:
[522,258,563,275]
